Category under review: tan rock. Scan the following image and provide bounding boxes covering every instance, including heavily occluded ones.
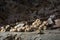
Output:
[43,26,47,30]
[17,27,25,32]
[30,25,37,29]
[10,27,17,32]
[5,25,10,29]
[38,21,47,31]
[43,21,48,25]
[21,27,26,30]
[39,25,43,30]
[24,25,31,32]
[25,27,31,32]
[54,19,60,27]
[35,30,41,33]
[32,19,41,27]
[14,23,24,29]
[24,25,29,28]
[17,27,22,32]
[0,27,5,32]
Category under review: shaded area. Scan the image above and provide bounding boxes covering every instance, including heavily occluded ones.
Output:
[0,0,60,25]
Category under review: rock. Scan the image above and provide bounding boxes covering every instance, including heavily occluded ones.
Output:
[43,26,47,30]
[5,25,10,29]
[32,19,41,28]
[24,25,29,28]
[15,35,21,40]
[17,27,25,32]
[47,14,55,25]
[47,18,54,24]
[39,21,47,30]
[24,25,31,32]
[25,28,30,32]
[10,28,17,32]
[54,19,60,27]
[17,27,22,32]
[1,30,60,40]
[14,23,24,29]
[43,21,48,25]
[32,19,41,25]
[0,27,6,32]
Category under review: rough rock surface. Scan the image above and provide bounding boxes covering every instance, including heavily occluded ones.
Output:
[55,19,60,27]
[0,30,60,40]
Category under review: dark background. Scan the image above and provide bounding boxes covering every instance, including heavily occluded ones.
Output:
[0,0,60,25]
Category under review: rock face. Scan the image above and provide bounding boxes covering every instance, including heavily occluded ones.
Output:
[0,30,60,40]
[0,0,60,25]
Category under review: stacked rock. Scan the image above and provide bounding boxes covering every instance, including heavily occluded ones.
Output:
[0,19,48,33]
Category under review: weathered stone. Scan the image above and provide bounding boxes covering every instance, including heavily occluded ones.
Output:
[14,22,25,28]
[54,19,60,27]
[9,27,17,32]
[47,17,54,24]
[0,30,60,40]
[32,19,41,28]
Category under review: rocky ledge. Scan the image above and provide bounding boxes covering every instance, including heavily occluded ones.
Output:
[0,30,60,40]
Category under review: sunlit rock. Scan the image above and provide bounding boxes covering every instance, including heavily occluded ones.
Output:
[5,25,10,29]
[10,27,17,32]
[14,23,24,29]
[0,27,5,32]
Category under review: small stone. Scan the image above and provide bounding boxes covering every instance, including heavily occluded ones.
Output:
[0,27,6,32]
[32,19,41,26]
[17,27,25,32]
[5,25,10,29]
[39,25,44,32]
[43,21,48,25]
[25,27,31,32]
[39,25,43,29]
[24,25,29,28]
[38,21,48,33]
[31,19,41,29]
[47,18,54,24]
[43,26,47,30]
[24,25,31,32]
[14,23,24,28]
[17,28,22,32]
[10,28,17,32]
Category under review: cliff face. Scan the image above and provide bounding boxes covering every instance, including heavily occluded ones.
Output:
[0,0,60,25]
